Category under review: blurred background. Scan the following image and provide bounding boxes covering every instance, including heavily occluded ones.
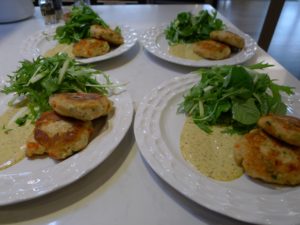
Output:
[31,0,300,79]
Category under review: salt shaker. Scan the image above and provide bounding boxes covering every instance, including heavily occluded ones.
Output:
[39,0,56,25]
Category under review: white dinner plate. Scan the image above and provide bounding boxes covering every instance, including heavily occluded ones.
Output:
[139,24,257,67]
[21,24,138,64]
[0,79,133,206]
[134,73,300,225]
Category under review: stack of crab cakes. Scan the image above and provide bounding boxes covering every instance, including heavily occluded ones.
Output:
[193,30,245,60]
[72,25,124,58]
[235,114,300,186]
[26,93,113,160]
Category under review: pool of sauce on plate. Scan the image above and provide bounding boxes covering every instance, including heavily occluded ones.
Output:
[44,43,74,58]
[180,117,243,181]
[0,107,34,170]
[169,43,202,60]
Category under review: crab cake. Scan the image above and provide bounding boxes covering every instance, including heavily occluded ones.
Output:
[26,134,46,158]
[72,38,110,58]
[31,111,93,160]
[193,40,231,60]
[258,114,300,147]
[90,24,124,46]
[210,30,245,49]
[235,128,300,185]
[49,92,113,121]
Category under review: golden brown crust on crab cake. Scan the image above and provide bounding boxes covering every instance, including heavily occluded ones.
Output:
[193,40,231,60]
[49,92,113,121]
[90,24,124,46]
[33,111,93,160]
[258,115,300,147]
[26,133,46,158]
[234,128,300,185]
[72,38,110,58]
[210,30,245,49]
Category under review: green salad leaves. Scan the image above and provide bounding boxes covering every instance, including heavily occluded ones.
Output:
[54,3,109,44]
[165,10,225,44]
[178,63,294,134]
[1,53,112,125]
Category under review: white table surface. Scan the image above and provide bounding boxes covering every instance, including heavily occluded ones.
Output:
[0,4,299,225]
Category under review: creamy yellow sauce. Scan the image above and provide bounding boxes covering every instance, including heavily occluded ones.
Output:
[44,43,74,58]
[0,107,34,171]
[169,43,202,60]
[180,117,243,181]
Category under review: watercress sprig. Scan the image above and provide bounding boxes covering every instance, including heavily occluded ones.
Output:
[177,63,294,134]
[1,53,112,125]
[54,3,109,44]
[165,10,225,45]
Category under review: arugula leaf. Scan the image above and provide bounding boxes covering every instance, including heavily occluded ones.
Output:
[232,98,261,125]
[165,10,225,44]
[1,53,113,125]
[178,62,295,134]
[54,3,109,44]
[15,115,29,126]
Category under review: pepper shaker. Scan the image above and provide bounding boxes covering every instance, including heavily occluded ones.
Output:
[52,0,63,21]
